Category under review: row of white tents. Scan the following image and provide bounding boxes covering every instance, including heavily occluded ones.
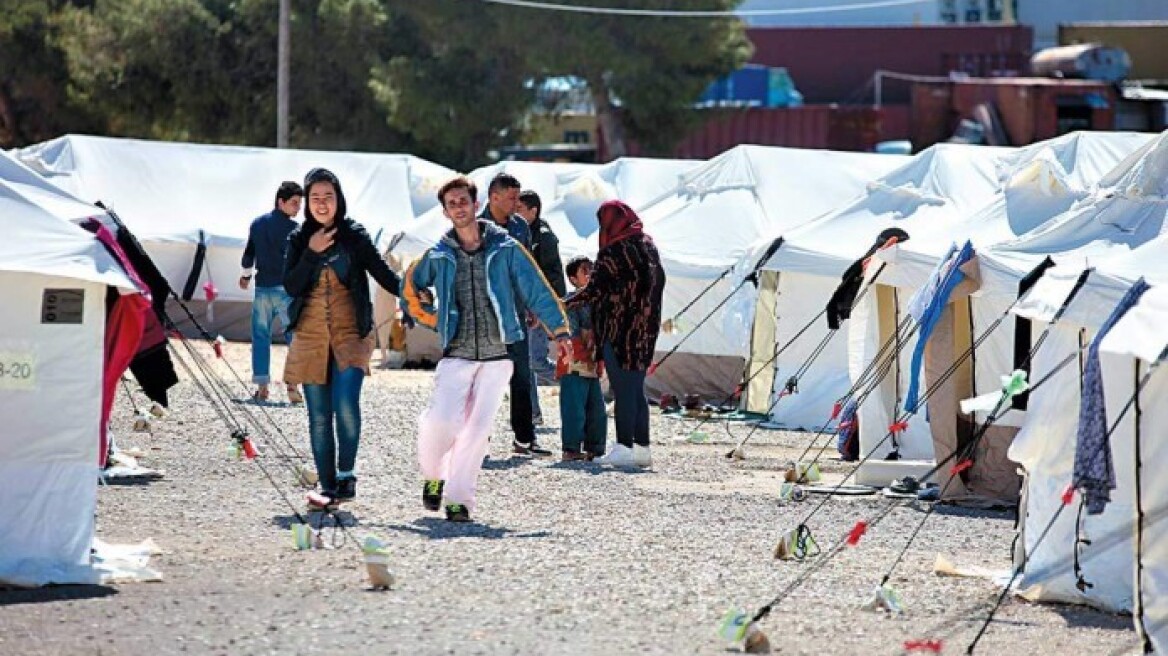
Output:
[7,130,1168,649]
[729,129,1168,648]
[12,135,906,401]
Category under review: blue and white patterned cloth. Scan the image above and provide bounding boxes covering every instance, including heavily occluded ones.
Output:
[1074,278,1150,515]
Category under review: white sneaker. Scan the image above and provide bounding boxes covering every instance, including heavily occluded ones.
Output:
[633,445,652,468]
[596,443,637,467]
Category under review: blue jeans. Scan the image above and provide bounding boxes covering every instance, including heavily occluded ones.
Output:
[251,286,293,384]
[303,359,365,493]
[602,342,650,448]
[560,374,606,455]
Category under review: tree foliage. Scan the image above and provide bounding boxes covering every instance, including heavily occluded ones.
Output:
[52,0,409,150]
[373,1,533,171]
[0,1,101,148]
[504,0,752,157]
[1,0,751,166]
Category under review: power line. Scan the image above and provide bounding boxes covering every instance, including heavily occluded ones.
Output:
[475,0,934,18]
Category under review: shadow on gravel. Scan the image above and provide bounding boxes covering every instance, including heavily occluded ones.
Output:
[99,476,163,487]
[379,518,551,541]
[1051,604,1133,631]
[930,505,1017,521]
[546,461,651,476]
[231,398,297,409]
[0,584,118,607]
[482,457,536,471]
[271,511,359,530]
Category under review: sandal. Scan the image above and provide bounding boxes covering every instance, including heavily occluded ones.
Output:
[252,387,269,402]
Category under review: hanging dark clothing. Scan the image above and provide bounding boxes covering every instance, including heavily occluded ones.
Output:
[83,217,180,406]
[825,228,909,330]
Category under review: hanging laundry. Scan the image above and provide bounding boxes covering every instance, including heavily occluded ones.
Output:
[825,228,909,330]
[1074,278,1150,515]
[83,216,180,407]
[903,241,975,413]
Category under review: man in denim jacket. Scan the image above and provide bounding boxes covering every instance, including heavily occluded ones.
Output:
[402,176,570,522]
[240,181,303,404]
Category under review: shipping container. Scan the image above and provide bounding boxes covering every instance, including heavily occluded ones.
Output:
[601,105,892,161]
[747,25,1033,104]
[909,77,1117,149]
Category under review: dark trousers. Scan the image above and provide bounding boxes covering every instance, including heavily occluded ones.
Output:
[507,338,536,444]
[602,342,650,448]
[559,374,607,455]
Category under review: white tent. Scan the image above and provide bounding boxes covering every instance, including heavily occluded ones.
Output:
[849,131,1155,490]
[16,134,454,339]
[742,144,1011,430]
[397,159,600,257]
[0,150,139,587]
[635,145,907,401]
[1098,283,1168,650]
[1000,131,1168,613]
[542,156,700,258]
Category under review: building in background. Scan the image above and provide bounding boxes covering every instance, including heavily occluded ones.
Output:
[501,3,1167,163]
[739,1,1168,48]
[1018,1,1168,48]
[737,0,942,27]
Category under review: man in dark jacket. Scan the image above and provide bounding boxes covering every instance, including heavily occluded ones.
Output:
[479,173,531,249]
[478,173,547,449]
[517,189,565,387]
[240,181,303,403]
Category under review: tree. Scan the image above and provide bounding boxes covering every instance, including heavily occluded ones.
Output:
[373,1,533,170]
[0,1,100,148]
[512,0,752,158]
[53,0,410,151]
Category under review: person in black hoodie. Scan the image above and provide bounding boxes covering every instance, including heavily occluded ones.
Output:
[516,189,565,392]
[282,168,402,507]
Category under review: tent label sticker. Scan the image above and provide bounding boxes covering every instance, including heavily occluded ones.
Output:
[0,352,35,390]
[42,289,84,324]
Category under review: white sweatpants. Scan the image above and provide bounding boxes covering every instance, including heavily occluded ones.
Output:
[417,357,513,511]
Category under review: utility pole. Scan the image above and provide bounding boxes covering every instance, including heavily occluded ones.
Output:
[276,0,290,148]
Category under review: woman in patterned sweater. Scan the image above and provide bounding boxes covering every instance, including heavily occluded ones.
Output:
[566,200,666,467]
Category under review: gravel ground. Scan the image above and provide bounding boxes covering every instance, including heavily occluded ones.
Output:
[0,342,1140,655]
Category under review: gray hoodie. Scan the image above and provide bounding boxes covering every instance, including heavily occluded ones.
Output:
[442,224,508,361]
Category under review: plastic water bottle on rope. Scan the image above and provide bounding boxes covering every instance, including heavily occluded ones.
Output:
[362,537,394,590]
[718,608,771,654]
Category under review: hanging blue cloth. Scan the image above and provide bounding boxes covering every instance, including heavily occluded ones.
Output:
[1074,278,1150,515]
[903,241,975,414]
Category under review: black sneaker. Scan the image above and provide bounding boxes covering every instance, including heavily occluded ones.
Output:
[422,480,444,511]
[335,477,356,503]
[445,503,471,522]
[889,476,920,495]
[512,439,553,457]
